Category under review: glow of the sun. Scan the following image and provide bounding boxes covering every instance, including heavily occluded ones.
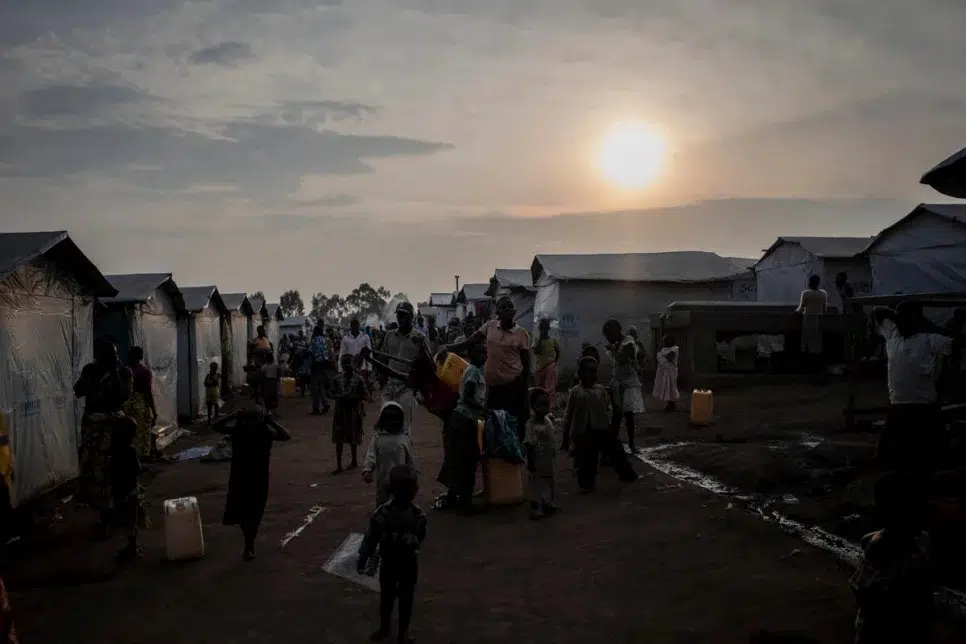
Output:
[597,121,666,190]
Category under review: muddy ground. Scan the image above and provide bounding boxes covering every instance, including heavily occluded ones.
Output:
[4,388,966,643]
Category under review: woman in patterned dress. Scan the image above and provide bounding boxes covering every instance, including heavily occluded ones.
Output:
[74,339,132,540]
[122,346,158,460]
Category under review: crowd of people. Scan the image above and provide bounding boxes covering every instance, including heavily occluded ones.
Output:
[2,281,964,644]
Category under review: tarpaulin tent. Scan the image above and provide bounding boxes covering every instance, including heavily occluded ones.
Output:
[265,302,283,349]
[486,268,536,334]
[921,146,966,198]
[97,273,185,437]
[457,283,491,320]
[0,231,116,507]
[177,286,228,419]
[530,251,754,382]
[865,203,966,295]
[428,292,457,326]
[754,236,874,309]
[219,293,254,389]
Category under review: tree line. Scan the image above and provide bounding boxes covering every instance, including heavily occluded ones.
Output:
[249,284,409,327]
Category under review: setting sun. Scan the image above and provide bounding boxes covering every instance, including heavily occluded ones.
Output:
[597,121,666,190]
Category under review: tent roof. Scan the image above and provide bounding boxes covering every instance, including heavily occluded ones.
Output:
[101,273,186,313]
[220,292,254,315]
[0,230,117,297]
[180,285,228,314]
[531,251,751,285]
[279,314,313,329]
[429,292,455,306]
[865,203,966,253]
[921,146,966,198]
[249,296,266,316]
[486,268,535,296]
[457,283,491,303]
[266,303,283,320]
[756,237,873,267]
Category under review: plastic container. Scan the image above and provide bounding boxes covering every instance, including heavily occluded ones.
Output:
[280,377,297,398]
[482,458,525,505]
[163,496,205,561]
[689,389,714,426]
[436,353,469,393]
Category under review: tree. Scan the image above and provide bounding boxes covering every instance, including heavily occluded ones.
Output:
[308,284,403,327]
[249,291,265,302]
[344,283,391,322]
[279,290,305,317]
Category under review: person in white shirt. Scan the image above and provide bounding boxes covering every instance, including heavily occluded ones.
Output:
[339,317,373,383]
[873,301,955,472]
[796,274,828,379]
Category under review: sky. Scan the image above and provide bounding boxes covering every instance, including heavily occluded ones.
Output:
[2,0,965,303]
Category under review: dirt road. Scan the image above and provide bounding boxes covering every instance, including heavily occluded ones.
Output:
[4,394,886,643]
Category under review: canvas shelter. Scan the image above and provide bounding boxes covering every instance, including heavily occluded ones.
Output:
[219,293,255,389]
[96,273,185,436]
[921,146,966,198]
[864,203,966,295]
[457,283,492,320]
[177,286,228,419]
[530,251,754,381]
[264,303,283,349]
[0,231,116,507]
[248,296,266,340]
[754,236,874,309]
[486,268,536,333]
[278,315,313,345]
[428,292,457,326]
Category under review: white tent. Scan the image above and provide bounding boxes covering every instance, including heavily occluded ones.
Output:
[428,293,457,326]
[177,286,228,419]
[754,236,874,309]
[530,251,755,380]
[921,146,966,198]
[0,231,116,507]
[457,283,491,319]
[866,203,966,295]
[97,273,185,435]
[219,293,254,388]
[486,268,536,333]
[265,303,283,349]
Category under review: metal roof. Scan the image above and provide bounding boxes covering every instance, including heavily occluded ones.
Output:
[493,269,534,290]
[457,283,491,303]
[865,203,966,253]
[531,251,752,285]
[220,292,254,316]
[429,292,455,307]
[266,303,283,320]
[921,146,966,199]
[101,273,186,313]
[0,230,117,297]
[756,237,874,266]
[249,296,266,316]
[180,286,228,314]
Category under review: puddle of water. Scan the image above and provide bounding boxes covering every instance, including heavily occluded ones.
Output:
[630,442,966,618]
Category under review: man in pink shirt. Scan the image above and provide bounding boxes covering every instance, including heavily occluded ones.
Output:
[443,296,531,437]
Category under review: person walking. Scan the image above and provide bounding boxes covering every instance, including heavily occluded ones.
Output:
[309,324,332,416]
[369,302,431,434]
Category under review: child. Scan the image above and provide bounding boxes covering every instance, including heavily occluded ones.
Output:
[215,400,291,560]
[330,353,367,474]
[357,464,426,644]
[561,356,638,493]
[438,342,486,513]
[850,471,933,644]
[111,416,149,562]
[260,352,281,414]
[571,342,601,388]
[652,335,680,412]
[363,402,416,506]
[524,388,558,520]
[204,362,220,425]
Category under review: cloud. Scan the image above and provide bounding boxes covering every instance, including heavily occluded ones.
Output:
[16,84,161,121]
[188,41,255,66]
[291,194,359,207]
